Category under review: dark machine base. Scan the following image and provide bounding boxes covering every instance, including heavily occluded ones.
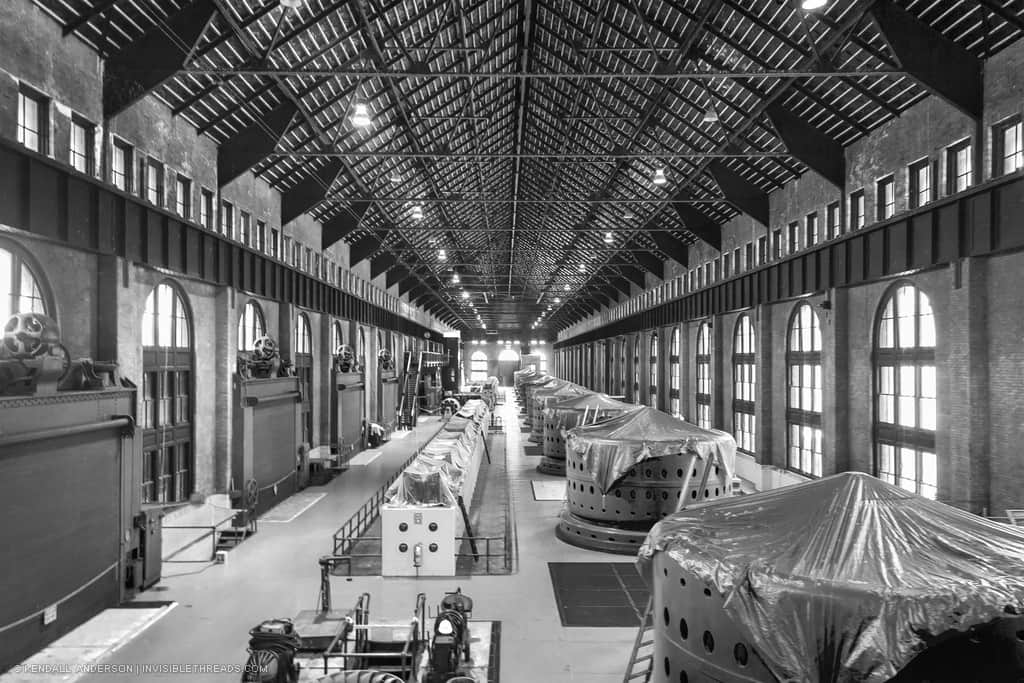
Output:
[536,457,566,476]
[555,509,652,555]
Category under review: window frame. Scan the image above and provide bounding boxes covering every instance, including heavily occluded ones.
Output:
[786,303,823,478]
[145,157,165,207]
[908,157,933,209]
[69,114,95,175]
[876,175,895,221]
[993,116,1023,177]
[111,138,133,193]
[648,332,658,408]
[732,314,756,455]
[946,139,973,194]
[695,322,712,430]
[175,174,192,220]
[849,189,865,231]
[0,239,53,322]
[237,300,267,352]
[873,283,938,499]
[17,84,49,154]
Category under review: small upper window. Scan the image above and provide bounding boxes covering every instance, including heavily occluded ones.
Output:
[849,189,865,231]
[256,221,266,253]
[175,174,192,219]
[146,158,165,207]
[112,139,133,192]
[70,115,95,175]
[787,222,799,254]
[17,85,48,154]
[270,228,280,258]
[995,117,1023,176]
[200,188,214,230]
[877,176,895,221]
[908,159,932,209]
[240,211,252,247]
[826,202,841,239]
[221,200,234,239]
[805,213,818,247]
[947,141,972,194]
[756,236,767,265]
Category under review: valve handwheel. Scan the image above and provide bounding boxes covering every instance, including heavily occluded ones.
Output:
[245,478,259,510]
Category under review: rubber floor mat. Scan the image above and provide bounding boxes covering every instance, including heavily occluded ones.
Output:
[548,562,649,627]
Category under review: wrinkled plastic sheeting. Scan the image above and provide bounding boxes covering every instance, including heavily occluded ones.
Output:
[545,393,638,431]
[534,383,592,413]
[636,472,1024,683]
[566,406,736,494]
[384,457,458,507]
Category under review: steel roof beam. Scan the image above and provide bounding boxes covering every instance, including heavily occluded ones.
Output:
[708,161,769,227]
[764,102,846,189]
[281,159,346,224]
[869,1,983,119]
[218,100,298,187]
[103,0,217,117]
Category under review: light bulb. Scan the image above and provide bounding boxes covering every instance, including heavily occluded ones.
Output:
[350,102,372,127]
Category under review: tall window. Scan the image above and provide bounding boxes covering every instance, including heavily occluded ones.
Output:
[648,333,658,408]
[787,222,799,254]
[331,320,345,354]
[358,326,366,369]
[733,315,756,455]
[237,300,266,352]
[270,228,280,258]
[632,336,640,404]
[470,350,488,382]
[141,282,193,504]
[200,188,214,230]
[70,115,94,175]
[947,140,972,193]
[1,243,50,322]
[293,313,313,445]
[111,139,133,192]
[787,303,823,477]
[875,284,937,499]
[909,159,932,209]
[221,200,234,239]
[146,158,164,207]
[756,236,767,265]
[744,242,753,271]
[670,328,681,417]
[849,189,865,230]
[877,176,895,220]
[175,174,192,219]
[17,85,48,154]
[772,229,783,259]
[826,202,841,240]
[994,117,1023,176]
[805,212,818,247]
[695,322,712,429]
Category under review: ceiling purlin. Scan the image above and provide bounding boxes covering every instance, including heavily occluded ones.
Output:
[550,0,877,328]
[534,0,716,317]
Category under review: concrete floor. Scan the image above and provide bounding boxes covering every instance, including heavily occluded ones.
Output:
[66,390,638,682]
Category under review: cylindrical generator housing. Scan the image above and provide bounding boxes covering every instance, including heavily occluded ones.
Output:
[529,383,589,443]
[520,376,557,426]
[557,449,730,554]
[648,552,776,683]
[538,399,636,475]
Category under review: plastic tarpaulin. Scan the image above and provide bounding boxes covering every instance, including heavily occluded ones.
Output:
[384,457,458,507]
[636,472,1024,683]
[566,406,736,494]
[545,393,638,429]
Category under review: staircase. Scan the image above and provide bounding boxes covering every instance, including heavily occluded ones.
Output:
[398,351,421,429]
[622,598,655,683]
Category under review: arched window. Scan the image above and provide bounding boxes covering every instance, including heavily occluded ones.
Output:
[1,242,50,320]
[670,328,681,416]
[358,326,366,367]
[733,315,756,454]
[498,348,519,362]
[632,336,640,403]
[141,282,193,504]
[293,312,313,445]
[331,320,344,353]
[695,322,712,429]
[787,303,823,477]
[470,350,488,382]
[237,300,266,352]
[874,284,937,498]
[648,333,659,408]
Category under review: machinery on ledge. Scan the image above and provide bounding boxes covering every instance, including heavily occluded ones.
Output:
[242,618,303,683]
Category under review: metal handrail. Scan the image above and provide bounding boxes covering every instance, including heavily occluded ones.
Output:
[162,513,236,563]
